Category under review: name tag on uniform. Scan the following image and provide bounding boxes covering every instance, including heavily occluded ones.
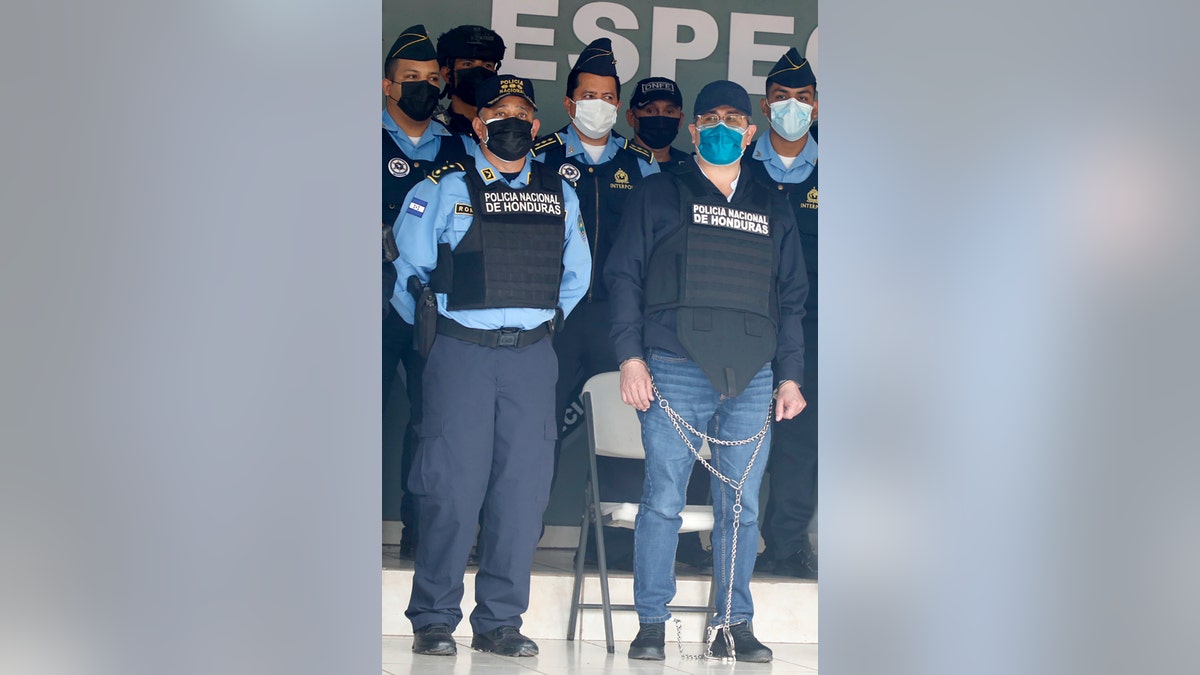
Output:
[454,202,474,215]
[480,190,564,217]
[692,204,770,236]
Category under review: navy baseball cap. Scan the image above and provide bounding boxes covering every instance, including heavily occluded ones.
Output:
[692,80,752,117]
[475,74,537,111]
[630,77,683,110]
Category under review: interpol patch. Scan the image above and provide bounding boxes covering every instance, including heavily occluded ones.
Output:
[407,198,428,217]
[691,204,770,236]
[454,203,474,215]
[388,157,410,178]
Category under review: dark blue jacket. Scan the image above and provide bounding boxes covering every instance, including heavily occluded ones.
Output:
[604,161,808,385]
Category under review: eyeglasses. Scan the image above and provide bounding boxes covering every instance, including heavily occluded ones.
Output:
[695,112,750,129]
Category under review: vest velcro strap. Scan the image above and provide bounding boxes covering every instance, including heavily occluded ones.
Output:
[436,316,551,348]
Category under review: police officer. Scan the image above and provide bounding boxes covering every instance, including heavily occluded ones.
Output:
[394,74,590,658]
[532,38,657,526]
[606,80,808,662]
[744,47,820,580]
[626,77,690,168]
[434,25,506,141]
[381,24,471,558]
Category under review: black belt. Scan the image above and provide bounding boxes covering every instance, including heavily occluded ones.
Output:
[436,316,551,348]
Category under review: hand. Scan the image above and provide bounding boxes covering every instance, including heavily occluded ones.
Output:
[619,358,654,412]
[774,381,806,421]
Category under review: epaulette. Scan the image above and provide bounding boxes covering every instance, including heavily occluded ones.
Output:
[622,138,654,162]
[531,133,563,155]
[426,161,466,185]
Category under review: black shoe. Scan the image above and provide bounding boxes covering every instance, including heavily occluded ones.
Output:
[471,625,538,657]
[754,552,775,575]
[628,622,666,660]
[412,623,456,656]
[773,539,818,579]
[676,543,713,575]
[466,549,480,567]
[397,539,416,560]
[709,622,772,662]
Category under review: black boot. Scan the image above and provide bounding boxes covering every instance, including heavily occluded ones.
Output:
[773,537,818,579]
[471,625,538,657]
[709,622,772,662]
[411,623,456,656]
[628,622,666,660]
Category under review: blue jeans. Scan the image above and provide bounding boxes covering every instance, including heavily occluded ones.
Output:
[633,349,774,626]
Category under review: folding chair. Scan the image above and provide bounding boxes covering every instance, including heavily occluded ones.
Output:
[566,371,717,653]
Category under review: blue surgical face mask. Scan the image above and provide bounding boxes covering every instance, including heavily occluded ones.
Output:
[768,98,814,142]
[696,122,747,166]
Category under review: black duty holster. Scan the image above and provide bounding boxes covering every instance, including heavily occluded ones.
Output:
[407,276,438,359]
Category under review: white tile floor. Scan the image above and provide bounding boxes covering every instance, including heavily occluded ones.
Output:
[382,635,818,674]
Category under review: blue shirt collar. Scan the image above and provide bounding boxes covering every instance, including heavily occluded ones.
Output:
[557,124,623,164]
[751,132,817,171]
[382,109,450,149]
[469,143,533,188]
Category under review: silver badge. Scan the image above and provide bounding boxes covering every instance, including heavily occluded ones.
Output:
[388,158,410,178]
[558,163,581,182]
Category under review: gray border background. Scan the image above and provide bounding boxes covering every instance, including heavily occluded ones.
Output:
[2,1,1198,674]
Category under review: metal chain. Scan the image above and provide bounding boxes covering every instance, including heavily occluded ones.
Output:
[651,379,772,662]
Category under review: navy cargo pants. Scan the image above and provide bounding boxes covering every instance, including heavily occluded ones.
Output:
[405,333,557,634]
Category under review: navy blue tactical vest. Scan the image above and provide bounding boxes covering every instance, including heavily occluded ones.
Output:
[429,158,566,311]
[382,124,468,226]
[645,162,782,396]
[532,131,653,301]
[743,154,817,342]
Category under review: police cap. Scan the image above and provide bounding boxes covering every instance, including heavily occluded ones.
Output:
[630,77,682,110]
[693,80,752,117]
[475,74,537,112]
[385,25,437,64]
[436,25,506,67]
[571,37,618,78]
[766,47,816,89]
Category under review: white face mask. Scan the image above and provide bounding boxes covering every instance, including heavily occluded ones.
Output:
[768,98,814,142]
[571,98,618,139]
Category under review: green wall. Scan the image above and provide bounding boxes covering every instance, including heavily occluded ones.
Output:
[383,0,817,135]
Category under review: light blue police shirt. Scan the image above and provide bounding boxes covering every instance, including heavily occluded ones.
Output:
[391,143,591,331]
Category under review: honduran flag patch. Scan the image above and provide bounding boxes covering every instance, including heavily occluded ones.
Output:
[406,198,428,217]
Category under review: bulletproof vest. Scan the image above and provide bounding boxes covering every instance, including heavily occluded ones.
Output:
[430,158,566,311]
[645,163,782,396]
[382,125,468,225]
[744,153,818,333]
[533,131,653,301]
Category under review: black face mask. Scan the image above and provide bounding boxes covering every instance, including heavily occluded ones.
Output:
[484,117,534,161]
[635,115,681,150]
[452,66,493,106]
[394,80,440,121]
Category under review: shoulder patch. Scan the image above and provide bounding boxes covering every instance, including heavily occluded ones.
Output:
[623,139,653,161]
[426,161,465,185]
[454,202,474,215]
[558,162,581,184]
[532,133,563,155]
